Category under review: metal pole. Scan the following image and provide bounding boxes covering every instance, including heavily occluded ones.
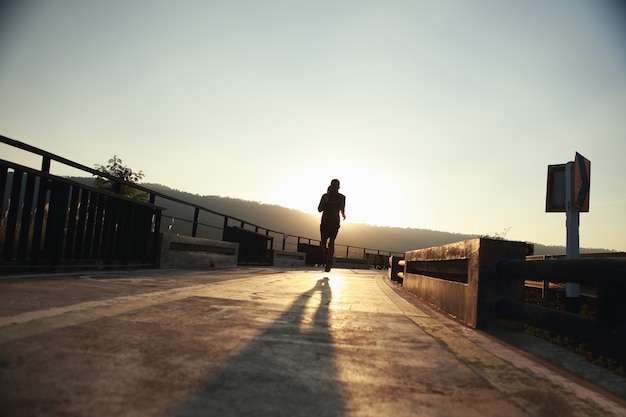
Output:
[42,156,51,173]
[565,161,580,312]
[542,280,550,299]
[192,207,200,237]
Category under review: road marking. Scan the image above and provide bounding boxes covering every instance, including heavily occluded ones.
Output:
[0,284,218,344]
[0,271,328,344]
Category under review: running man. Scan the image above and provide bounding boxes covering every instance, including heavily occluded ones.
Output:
[318,179,346,272]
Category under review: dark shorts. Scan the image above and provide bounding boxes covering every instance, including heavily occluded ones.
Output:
[320,222,340,240]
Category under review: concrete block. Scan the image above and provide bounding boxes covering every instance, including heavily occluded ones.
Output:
[403,238,527,328]
[333,257,370,270]
[272,250,306,267]
[159,233,238,269]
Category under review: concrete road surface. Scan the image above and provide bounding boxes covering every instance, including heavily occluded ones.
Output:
[0,267,625,417]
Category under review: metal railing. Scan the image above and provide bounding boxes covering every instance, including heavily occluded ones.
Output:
[392,238,626,340]
[495,256,626,338]
[1,157,162,271]
[1,135,401,271]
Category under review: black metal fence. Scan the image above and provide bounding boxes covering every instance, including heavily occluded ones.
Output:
[0,159,162,272]
[1,135,401,272]
[495,256,626,339]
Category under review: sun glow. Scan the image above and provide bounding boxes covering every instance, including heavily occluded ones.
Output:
[266,162,433,230]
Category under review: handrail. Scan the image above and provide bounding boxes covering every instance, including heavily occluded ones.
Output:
[0,158,163,210]
[1,136,252,223]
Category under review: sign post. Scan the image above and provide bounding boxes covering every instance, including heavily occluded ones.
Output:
[564,161,580,311]
[546,152,590,313]
[565,161,580,258]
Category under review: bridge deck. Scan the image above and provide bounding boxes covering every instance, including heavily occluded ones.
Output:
[0,267,624,417]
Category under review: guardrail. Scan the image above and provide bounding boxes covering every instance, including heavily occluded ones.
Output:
[1,135,401,271]
[495,256,626,339]
[393,238,626,341]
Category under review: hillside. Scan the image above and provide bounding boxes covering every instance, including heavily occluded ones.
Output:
[142,183,580,256]
[66,178,611,256]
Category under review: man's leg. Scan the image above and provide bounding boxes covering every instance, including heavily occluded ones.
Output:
[325,236,335,271]
[320,237,328,265]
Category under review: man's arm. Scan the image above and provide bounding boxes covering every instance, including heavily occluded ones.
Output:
[318,194,327,213]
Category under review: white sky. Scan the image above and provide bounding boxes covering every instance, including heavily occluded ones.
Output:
[1,1,625,251]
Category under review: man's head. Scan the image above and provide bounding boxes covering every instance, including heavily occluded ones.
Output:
[330,179,340,189]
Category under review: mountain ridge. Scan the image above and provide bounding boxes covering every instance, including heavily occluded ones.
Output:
[140,182,614,256]
[59,177,616,256]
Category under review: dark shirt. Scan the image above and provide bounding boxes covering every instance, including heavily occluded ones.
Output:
[318,191,346,226]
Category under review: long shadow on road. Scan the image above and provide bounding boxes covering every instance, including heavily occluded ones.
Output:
[172,277,344,417]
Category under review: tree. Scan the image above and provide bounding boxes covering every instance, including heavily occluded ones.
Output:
[93,155,148,201]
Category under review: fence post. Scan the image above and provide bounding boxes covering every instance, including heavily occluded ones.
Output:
[41,156,51,173]
[542,280,550,299]
[192,207,200,237]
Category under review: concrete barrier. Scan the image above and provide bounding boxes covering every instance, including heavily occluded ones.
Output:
[272,250,306,267]
[159,233,238,269]
[333,257,370,270]
[402,238,527,328]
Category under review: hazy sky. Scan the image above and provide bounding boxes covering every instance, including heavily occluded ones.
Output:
[1,1,625,251]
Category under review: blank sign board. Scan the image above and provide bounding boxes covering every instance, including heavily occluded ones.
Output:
[546,164,566,212]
